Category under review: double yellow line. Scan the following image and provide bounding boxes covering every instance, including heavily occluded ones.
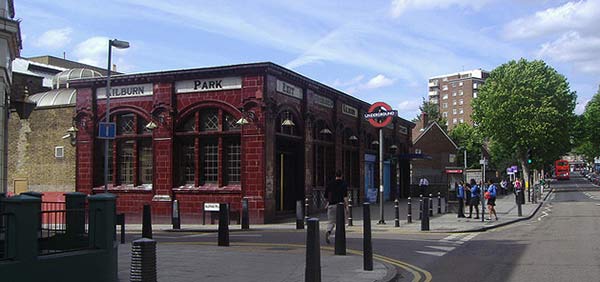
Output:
[164,241,432,281]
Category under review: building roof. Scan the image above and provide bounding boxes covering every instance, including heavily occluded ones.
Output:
[26,55,119,75]
[12,58,67,88]
[413,121,458,149]
[429,69,489,80]
[53,68,103,88]
[27,88,77,107]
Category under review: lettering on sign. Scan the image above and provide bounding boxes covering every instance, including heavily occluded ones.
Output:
[313,94,333,108]
[276,80,303,99]
[175,77,242,93]
[97,83,153,99]
[342,104,358,117]
[204,203,220,212]
[398,125,408,135]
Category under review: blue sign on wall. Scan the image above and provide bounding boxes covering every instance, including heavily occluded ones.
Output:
[98,122,116,139]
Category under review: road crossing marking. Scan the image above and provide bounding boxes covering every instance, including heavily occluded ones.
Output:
[416,233,478,257]
[416,251,446,257]
[425,245,456,252]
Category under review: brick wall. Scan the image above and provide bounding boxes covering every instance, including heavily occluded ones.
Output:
[8,106,76,193]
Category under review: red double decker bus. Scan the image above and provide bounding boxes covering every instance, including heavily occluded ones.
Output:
[555,160,570,180]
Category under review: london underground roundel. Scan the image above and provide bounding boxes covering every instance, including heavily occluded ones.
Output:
[364,102,397,128]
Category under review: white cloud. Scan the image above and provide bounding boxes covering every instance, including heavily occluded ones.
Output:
[390,0,491,17]
[365,74,395,89]
[331,75,364,88]
[396,99,422,120]
[34,28,72,49]
[536,31,600,73]
[504,0,600,39]
[576,98,591,115]
[73,37,130,69]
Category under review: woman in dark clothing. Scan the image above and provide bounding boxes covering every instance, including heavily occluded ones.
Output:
[465,183,472,218]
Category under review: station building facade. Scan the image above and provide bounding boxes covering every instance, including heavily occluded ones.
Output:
[70,62,414,223]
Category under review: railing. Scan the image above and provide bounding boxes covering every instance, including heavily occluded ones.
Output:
[39,208,90,256]
[42,201,66,212]
[0,212,15,261]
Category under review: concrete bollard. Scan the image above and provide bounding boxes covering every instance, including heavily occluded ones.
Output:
[437,192,442,214]
[218,203,230,246]
[334,203,346,255]
[130,238,157,282]
[305,218,321,282]
[421,197,430,231]
[296,200,304,230]
[172,200,181,230]
[241,198,250,230]
[142,204,152,239]
[407,197,412,223]
[394,199,399,227]
[363,203,373,271]
[347,197,353,227]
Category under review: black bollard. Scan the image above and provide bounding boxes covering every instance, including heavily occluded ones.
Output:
[218,203,230,246]
[296,200,304,230]
[305,218,321,282]
[421,197,430,231]
[347,198,353,227]
[334,203,346,255]
[172,200,181,230]
[407,197,412,223]
[304,197,309,223]
[419,194,423,220]
[516,190,523,217]
[241,198,250,230]
[142,204,153,239]
[437,192,442,214]
[363,203,373,271]
[429,194,433,216]
[394,199,399,227]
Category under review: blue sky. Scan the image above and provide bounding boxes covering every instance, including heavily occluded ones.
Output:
[16,0,600,120]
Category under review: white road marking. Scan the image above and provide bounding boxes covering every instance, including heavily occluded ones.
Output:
[460,233,478,242]
[426,245,456,252]
[416,251,446,257]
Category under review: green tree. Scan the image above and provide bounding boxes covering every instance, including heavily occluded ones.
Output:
[472,59,576,184]
[583,86,600,158]
[448,123,483,169]
[412,98,448,131]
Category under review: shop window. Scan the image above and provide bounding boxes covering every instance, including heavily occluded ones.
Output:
[225,139,241,184]
[201,139,219,184]
[118,140,135,185]
[313,120,335,188]
[138,140,153,185]
[200,109,219,131]
[224,113,240,131]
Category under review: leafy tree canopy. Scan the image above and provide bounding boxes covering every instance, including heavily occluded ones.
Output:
[472,59,576,178]
[413,98,448,131]
[583,85,600,155]
[448,123,484,169]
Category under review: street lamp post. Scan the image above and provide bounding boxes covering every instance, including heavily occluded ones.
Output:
[104,39,130,193]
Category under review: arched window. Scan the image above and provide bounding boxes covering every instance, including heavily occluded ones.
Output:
[174,108,241,187]
[95,112,152,188]
[342,128,360,189]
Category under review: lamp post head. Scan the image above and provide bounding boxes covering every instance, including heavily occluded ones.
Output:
[110,39,130,49]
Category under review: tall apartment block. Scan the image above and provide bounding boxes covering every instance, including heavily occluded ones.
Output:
[428,69,489,130]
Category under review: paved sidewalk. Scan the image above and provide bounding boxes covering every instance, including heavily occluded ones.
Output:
[117,190,549,281]
[118,242,394,282]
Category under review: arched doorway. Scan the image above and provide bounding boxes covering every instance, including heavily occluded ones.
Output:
[275,110,304,212]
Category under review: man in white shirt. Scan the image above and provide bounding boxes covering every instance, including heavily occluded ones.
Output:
[419,177,429,196]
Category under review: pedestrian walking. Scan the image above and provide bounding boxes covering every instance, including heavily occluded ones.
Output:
[500,179,508,195]
[325,170,348,244]
[514,177,524,205]
[465,183,472,217]
[485,180,498,220]
[457,181,465,218]
[419,177,429,197]
[468,179,480,219]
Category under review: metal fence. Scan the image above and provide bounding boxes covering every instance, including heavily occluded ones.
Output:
[0,212,15,261]
[39,208,90,256]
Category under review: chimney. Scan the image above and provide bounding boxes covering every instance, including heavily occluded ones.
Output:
[112,64,117,72]
[420,111,428,130]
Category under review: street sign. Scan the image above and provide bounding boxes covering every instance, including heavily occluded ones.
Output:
[445,169,463,174]
[204,203,220,211]
[364,102,397,128]
[98,122,116,139]
[479,159,488,165]
[511,165,518,172]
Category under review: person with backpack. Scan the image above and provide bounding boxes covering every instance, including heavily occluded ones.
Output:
[468,179,480,219]
[457,181,466,218]
[486,180,498,220]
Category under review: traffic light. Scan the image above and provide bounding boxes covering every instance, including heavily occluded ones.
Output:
[527,149,532,164]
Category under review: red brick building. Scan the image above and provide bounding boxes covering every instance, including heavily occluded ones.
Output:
[71,62,413,223]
